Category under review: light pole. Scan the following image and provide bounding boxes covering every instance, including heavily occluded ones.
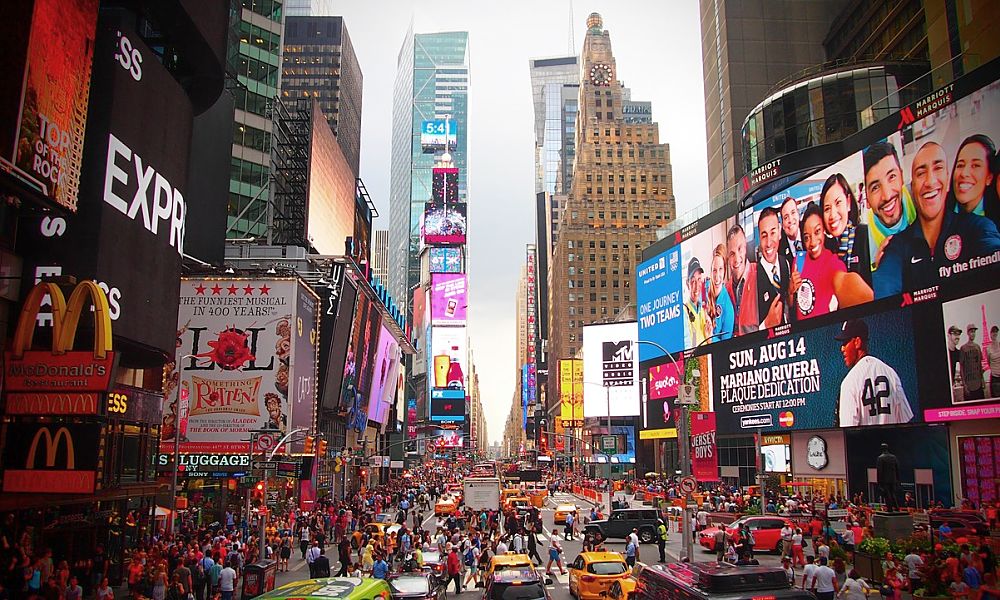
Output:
[578,380,617,518]
[169,354,196,536]
[256,427,310,562]
[634,334,726,562]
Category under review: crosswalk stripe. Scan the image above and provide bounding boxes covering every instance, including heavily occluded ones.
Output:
[536,534,547,542]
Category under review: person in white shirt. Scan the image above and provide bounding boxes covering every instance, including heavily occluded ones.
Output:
[801,556,817,590]
[780,525,794,559]
[696,510,708,531]
[810,557,839,600]
[903,551,924,590]
[841,528,856,553]
[495,539,508,555]
[512,532,524,554]
[838,570,870,600]
[219,566,237,600]
[835,319,913,426]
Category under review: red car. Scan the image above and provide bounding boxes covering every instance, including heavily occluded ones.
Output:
[698,516,794,554]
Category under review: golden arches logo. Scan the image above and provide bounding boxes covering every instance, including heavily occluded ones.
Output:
[26,426,75,469]
[11,281,113,359]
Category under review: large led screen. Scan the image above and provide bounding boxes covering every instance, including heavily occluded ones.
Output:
[637,209,737,360]
[308,104,356,255]
[430,327,467,390]
[429,247,463,273]
[421,120,457,153]
[430,273,468,325]
[430,388,465,422]
[367,324,401,425]
[582,322,640,417]
[422,202,467,245]
[639,355,712,439]
[341,293,382,432]
[713,308,920,433]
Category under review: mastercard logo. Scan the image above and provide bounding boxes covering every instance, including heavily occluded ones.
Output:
[778,412,795,427]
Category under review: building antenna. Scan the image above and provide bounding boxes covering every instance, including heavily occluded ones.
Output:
[568,0,575,53]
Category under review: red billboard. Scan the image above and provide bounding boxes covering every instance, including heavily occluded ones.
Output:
[690,412,718,481]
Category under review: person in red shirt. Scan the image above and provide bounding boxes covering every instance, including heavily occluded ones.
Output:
[446,547,463,594]
[790,203,873,320]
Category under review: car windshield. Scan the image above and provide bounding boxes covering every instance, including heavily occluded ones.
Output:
[490,583,546,600]
[390,577,429,595]
[589,562,627,575]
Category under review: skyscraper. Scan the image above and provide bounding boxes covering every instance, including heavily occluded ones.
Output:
[529,56,579,195]
[371,229,390,285]
[389,28,470,318]
[282,16,363,177]
[549,13,676,371]
[227,2,285,240]
[700,0,846,199]
[285,0,334,16]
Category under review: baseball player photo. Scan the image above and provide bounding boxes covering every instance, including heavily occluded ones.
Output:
[835,319,914,427]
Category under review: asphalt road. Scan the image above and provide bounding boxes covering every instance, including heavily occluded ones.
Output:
[270,493,788,600]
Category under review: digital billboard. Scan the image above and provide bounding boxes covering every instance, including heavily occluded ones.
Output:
[558,359,584,427]
[637,209,737,360]
[341,292,383,432]
[589,425,635,464]
[582,322,639,417]
[290,282,320,451]
[712,308,920,433]
[367,324,401,425]
[429,247,463,273]
[430,388,466,422]
[433,167,460,203]
[0,0,98,211]
[430,326,467,390]
[421,119,457,153]
[430,273,468,325]
[639,355,711,439]
[308,103,356,255]
[422,202,467,245]
[318,274,357,411]
[171,279,310,453]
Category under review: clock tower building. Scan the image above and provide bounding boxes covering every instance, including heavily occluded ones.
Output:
[548,13,676,409]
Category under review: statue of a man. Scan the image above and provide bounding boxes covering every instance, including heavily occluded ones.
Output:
[876,443,900,511]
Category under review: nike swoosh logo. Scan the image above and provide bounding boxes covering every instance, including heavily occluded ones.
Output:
[911,257,923,263]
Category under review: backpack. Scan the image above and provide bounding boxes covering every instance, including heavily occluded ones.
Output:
[464,548,475,567]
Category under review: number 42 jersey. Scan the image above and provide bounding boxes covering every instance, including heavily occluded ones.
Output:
[838,355,914,426]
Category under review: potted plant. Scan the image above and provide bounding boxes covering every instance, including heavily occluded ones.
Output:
[855,536,890,582]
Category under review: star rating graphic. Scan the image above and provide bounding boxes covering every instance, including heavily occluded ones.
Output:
[243,284,254,295]
[227,284,238,295]
[210,284,222,295]
[192,282,275,296]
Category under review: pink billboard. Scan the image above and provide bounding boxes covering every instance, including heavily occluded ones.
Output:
[648,362,681,400]
[431,274,468,325]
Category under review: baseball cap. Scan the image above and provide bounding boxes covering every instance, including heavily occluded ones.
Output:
[688,257,703,280]
[948,325,962,334]
[834,319,868,342]
[967,323,978,331]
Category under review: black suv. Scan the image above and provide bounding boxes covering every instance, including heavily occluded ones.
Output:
[584,508,661,543]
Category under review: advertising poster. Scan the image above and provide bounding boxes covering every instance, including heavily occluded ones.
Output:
[430,388,465,422]
[432,167,459,203]
[422,202,467,245]
[3,0,98,211]
[430,274,468,325]
[406,398,417,439]
[690,412,718,481]
[554,408,565,452]
[637,210,737,360]
[736,151,874,326]
[171,279,300,453]
[421,119,458,153]
[871,86,1000,299]
[342,294,382,432]
[713,309,919,433]
[640,355,711,439]
[931,287,1000,420]
[430,326,467,390]
[2,423,102,494]
[429,247,462,273]
[437,430,463,448]
[290,283,319,451]
[582,322,640,417]
[590,426,635,464]
[318,277,356,411]
[845,426,952,506]
[559,359,574,427]
[367,324,400,425]
[572,358,584,423]
[958,435,999,505]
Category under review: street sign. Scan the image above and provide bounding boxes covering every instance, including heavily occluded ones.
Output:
[601,435,617,454]
[253,461,278,470]
[267,490,279,502]
[827,508,849,518]
[677,384,698,406]
[252,431,278,454]
[815,503,827,513]
[679,475,697,495]
[913,512,930,526]
[830,521,848,532]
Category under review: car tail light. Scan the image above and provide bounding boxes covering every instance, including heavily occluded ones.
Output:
[752,596,776,600]
[582,576,596,583]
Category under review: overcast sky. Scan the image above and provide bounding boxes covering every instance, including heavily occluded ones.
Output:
[329,0,708,445]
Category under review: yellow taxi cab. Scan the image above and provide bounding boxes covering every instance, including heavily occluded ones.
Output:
[363,522,402,543]
[485,553,534,580]
[554,504,579,525]
[434,496,457,516]
[504,495,531,512]
[607,574,637,600]
[501,488,521,505]
[568,552,630,600]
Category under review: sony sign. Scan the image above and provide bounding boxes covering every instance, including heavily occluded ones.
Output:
[103,133,185,253]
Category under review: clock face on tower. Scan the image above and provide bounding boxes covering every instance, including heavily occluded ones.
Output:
[589,63,613,86]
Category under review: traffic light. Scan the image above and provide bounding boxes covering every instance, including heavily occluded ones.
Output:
[255,481,264,497]
[536,418,548,443]
[304,435,314,454]
[360,468,368,478]
[317,439,328,456]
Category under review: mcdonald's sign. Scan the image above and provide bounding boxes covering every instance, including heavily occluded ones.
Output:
[3,281,116,416]
[2,423,101,494]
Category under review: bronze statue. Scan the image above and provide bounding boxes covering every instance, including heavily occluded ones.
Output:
[876,443,900,511]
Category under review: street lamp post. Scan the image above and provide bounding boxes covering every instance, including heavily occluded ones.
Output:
[169,354,196,536]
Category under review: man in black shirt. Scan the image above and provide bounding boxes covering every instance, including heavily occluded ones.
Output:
[311,549,331,579]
